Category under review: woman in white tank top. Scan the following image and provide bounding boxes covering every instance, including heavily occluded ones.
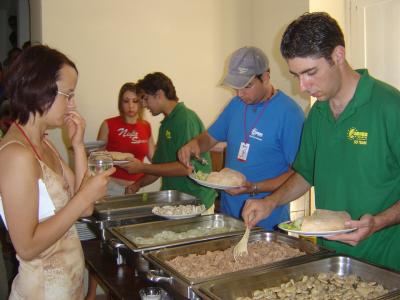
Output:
[0,45,115,300]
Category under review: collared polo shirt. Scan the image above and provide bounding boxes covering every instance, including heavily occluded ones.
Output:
[294,69,400,271]
[153,102,216,208]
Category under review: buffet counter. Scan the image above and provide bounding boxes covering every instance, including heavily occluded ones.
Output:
[82,239,185,300]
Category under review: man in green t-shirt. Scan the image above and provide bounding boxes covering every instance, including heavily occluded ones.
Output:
[242,12,400,271]
[120,72,216,209]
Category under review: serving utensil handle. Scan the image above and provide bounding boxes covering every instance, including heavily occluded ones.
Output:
[146,270,173,284]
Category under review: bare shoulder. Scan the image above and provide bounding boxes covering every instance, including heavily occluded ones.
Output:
[0,140,40,179]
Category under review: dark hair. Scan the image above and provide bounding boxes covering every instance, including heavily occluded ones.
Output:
[136,72,178,101]
[280,12,345,61]
[4,45,77,125]
[118,82,144,120]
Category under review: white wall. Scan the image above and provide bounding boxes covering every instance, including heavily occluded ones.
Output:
[29,0,308,193]
[29,0,356,215]
[253,0,310,111]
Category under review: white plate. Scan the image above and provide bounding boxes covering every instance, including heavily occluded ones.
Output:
[152,211,204,220]
[113,160,130,165]
[188,173,242,190]
[84,141,106,150]
[278,221,357,237]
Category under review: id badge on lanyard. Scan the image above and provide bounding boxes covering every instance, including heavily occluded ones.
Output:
[237,97,271,162]
[237,142,250,161]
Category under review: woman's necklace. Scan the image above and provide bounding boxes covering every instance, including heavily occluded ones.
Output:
[14,122,43,160]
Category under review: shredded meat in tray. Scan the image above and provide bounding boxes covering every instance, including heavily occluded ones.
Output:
[166,240,304,279]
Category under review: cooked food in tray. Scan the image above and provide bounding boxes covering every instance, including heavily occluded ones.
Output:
[152,204,205,217]
[166,240,304,279]
[129,226,232,246]
[236,272,389,300]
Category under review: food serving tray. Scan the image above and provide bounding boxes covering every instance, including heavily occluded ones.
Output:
[108,214,253,252]
[143,231,332,299]
[194,255,400,300]
[79,190,199,241]
[93,190,199,221]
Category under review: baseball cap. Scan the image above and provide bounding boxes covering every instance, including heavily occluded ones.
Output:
[222,46,269,89]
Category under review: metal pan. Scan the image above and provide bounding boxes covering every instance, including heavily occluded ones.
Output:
[93,190,199,220]
[107,214,258,274]
[108,214,252,252]
[79,190,199,241]
[143,231,332,299]
[194,254,400,300]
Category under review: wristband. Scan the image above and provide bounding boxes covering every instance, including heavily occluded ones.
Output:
[250,184,258,196]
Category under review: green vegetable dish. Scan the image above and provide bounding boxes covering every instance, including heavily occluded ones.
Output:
[194,170,208,181]
[280,218,303,231]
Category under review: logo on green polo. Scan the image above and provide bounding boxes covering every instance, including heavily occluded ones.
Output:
[165,129,172,139]
[347,127,368,145]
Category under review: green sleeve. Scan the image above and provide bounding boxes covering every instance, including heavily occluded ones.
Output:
[293,106,319,185]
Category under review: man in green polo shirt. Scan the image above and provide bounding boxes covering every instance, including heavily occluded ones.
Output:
[242,12,400,271]
[120,72,216,209]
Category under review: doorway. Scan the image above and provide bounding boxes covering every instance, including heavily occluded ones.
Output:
[347,0,400,89]
[0,0,30,69]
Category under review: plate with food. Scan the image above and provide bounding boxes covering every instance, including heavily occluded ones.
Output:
[152,204,206,219]
[278,209,357,237]
[107,151,134,161]
[112,160,130,166]
[189,168,245,190]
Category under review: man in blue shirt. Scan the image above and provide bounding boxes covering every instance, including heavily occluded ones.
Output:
[178,46,304,230]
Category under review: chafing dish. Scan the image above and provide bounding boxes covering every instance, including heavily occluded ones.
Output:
[107,214,255,274]
[194,255,400,300]
[79,190,199,241]
[143,231,332,299]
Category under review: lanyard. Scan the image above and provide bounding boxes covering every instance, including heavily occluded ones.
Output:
[242,87,275,144]
[14,122,43,160]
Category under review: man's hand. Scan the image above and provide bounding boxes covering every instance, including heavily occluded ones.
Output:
[242,197,277,228]
[224,181,252,196]
[118,158,143,174]
[178,140,200,167]
[324,214,375,246]
[125,182,140,194]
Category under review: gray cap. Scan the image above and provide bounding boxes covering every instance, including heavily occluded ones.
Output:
[223,46,269,89]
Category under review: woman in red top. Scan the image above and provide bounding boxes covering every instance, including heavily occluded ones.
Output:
[97,82,155,195]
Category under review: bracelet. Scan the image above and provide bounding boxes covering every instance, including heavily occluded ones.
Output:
[250,184,258,196]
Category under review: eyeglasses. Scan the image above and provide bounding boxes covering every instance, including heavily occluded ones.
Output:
[57,90,75,101]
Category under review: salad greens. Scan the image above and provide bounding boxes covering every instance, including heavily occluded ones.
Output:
[194,170,208,181]
[280,218,303,230]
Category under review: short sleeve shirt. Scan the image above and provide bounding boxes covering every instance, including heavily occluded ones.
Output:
[106,116,152,181]
[152,102,216,208]
[208,91,305,229]
[293,69,400,271]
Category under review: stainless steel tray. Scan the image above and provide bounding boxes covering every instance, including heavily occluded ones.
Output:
[108,214,253,252]
[143,231,332,299]
[194,255,400,300]
[93,190,199,221]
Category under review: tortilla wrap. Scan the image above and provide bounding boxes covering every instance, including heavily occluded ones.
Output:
[301,209,351,232]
